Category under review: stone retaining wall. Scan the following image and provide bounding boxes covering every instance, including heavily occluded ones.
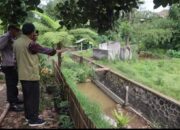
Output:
[96,70,180,128]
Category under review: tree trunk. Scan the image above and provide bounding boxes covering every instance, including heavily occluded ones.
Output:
[125,34,130,45]
[56,43,66,99]
[126,11,132,46]
[57,43,62,69]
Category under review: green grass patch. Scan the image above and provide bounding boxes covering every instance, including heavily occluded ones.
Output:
[77,49,93,58]
[62,55,93,83]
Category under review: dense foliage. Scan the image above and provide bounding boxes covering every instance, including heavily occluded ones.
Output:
[0,0,178,31]
[55,0,143,33]
[29,11,98,48]
[169,3,180,50]
[133,18,173,51]
[153,0,180,8]
[0,0,42,28]
[100,3,180,52]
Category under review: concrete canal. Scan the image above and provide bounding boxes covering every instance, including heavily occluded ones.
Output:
[77,82,150,128]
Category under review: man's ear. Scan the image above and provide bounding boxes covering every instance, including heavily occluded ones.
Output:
[30,33,35,40]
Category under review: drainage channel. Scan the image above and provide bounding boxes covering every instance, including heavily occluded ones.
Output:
[77,81,151,128]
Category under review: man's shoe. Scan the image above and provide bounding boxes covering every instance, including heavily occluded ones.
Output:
[25,118,29,122]
[25,116,41,122]
[28,118,46,127]
[9,104,24,112]
[15,99,24,105]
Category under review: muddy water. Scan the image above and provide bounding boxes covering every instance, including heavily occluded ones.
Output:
[78,82,116,118]
[77,82,150,128]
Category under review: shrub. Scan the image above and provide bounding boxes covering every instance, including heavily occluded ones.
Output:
[167,49,180,58]
[112,110,130,128]
[62,55,93,83]
[58,115,74,128]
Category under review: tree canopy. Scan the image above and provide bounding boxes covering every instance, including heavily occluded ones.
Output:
[153,0,180,9]
[55,0,180,33]
[56,0,144,33]
[169,3,180,50]
[0,0,42,28]
[0,0,179,32]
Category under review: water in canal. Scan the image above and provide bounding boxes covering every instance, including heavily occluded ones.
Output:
[77,82,151,128]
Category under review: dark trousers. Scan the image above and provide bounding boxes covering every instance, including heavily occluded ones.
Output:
[20,80,40,121]
[2,66,19,104]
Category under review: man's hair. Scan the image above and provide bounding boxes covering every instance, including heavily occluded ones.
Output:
[22,23,35,35]
[8,24,20,31]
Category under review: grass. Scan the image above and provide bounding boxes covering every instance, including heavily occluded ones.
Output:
[77,50,180,101]
[77,49,93,58]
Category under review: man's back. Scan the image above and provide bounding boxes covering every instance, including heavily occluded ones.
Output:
[13,34,40,81]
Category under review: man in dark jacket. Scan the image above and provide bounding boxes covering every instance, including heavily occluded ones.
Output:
[0,24,23,112]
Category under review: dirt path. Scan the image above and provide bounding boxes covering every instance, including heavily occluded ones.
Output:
[0,85,60,129]
[0,108,59,128]
[0,84,7,117]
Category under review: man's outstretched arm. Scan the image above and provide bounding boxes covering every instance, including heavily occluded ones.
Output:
[28,42,56,56]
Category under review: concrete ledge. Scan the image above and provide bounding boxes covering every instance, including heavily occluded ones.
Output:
[92,79,124,105]
[95,68,110,72]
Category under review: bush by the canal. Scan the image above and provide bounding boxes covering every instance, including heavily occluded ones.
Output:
[39,64,75,128]
[58,115,74,128]
[113,109,130,128]
[167,49,180,58]
[54,96,74,128]
[62,55,93,83]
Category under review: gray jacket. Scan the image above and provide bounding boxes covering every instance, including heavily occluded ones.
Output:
[0,32,16,66]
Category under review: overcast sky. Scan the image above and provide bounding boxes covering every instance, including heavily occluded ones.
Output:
[139,0,169,12]
[40,0,169,12]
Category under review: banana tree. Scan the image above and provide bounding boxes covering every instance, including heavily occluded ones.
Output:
[31,10,60,31]
[31,10,73,67]
[31,10,99,67]
[31,10,99,45]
